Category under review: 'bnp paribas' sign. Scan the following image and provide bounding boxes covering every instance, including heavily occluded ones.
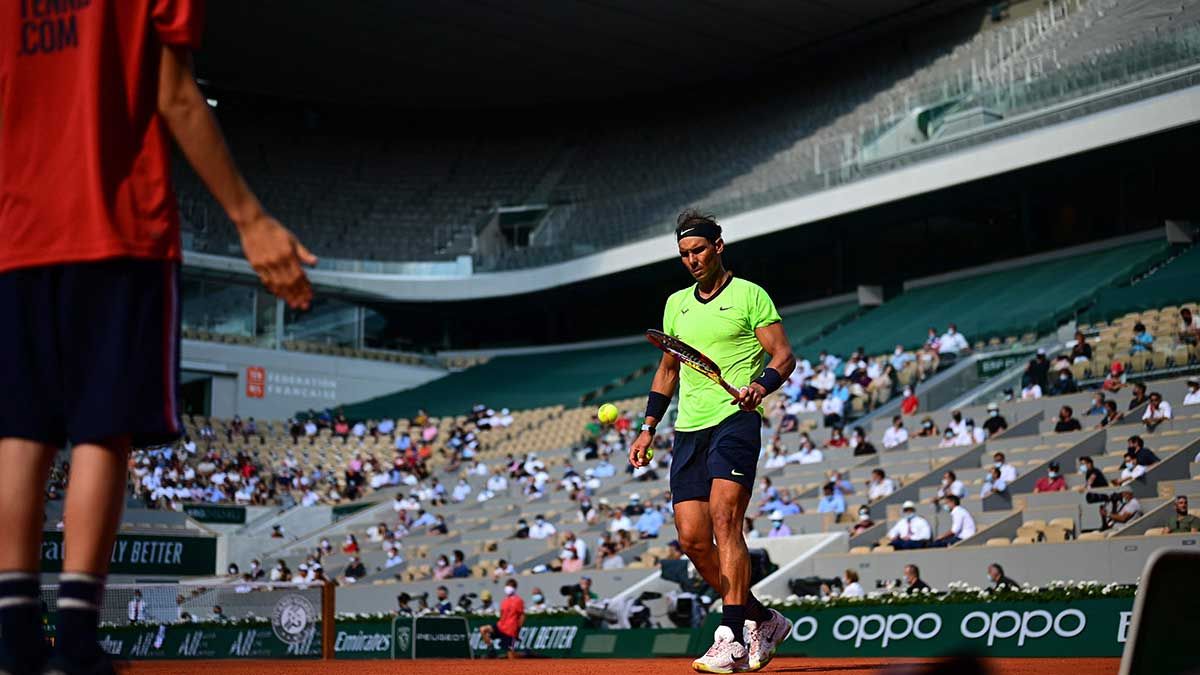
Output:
[41,531,217,576]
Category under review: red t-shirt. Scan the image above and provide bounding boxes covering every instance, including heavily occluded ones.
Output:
[497,594,524,638]
[901,395,920,415]
[0,0,204,273]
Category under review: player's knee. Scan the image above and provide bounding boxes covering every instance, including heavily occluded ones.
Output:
[710,510,739,539]
[678,534,712,558]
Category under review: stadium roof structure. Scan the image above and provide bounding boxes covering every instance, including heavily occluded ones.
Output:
[196,0,987,107]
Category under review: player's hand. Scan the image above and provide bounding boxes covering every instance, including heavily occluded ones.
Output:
[629,431,653,468]
[732,383,767,411]
[239,214,318,310]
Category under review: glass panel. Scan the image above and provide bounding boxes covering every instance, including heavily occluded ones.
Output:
[283,297,359,349]
[180,275,256,338]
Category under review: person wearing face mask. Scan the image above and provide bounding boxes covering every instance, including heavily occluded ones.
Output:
[992,453,1017,484]
[1100,486,1142,530]
[982,403,1008,437]
[1049,367,1078,396]
[961,419,985,445]
[916,417,939,438]
[849,507,875,537]
[1073,455,1109,493]
[1184,378,1200,406]
[938,428,965,448]
[866,469,897,501]
[882,416,908,449]
[826,426,848,448]
[851,427,877,456]
[248,559,264,581]
[1085,393,1108,417]
[901,386,920,416]
[934,471,966,504]
[529,515,557,540]
[433,555,453,580]
[767,510,792,537]
[529,587,548,613]
[1096,400,1122,429]
[1112,451,1147,487]
[931,495,976,547]
[890,345,915,372]
[1034,462,1067,493]
[435,586,453,614]
[1053,406,1082,433]
[979,467,1007,499]
[887,501,932,550]
[988,563,1019,590]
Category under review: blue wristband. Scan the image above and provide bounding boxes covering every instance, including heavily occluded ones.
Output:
[753,367,784,395]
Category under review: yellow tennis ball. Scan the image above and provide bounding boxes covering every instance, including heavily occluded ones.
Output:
[597,403,619,424]
[646,449,655,460]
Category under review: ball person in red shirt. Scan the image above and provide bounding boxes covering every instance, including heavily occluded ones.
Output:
[481,578,526,659]
[0,2,314,673]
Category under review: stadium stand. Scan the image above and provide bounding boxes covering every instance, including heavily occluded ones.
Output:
[1079,242,1200,325]
[176,0,1200,269]
[807,239,1166,356]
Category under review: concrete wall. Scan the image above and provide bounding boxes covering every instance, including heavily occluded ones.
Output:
[181,340,446,419]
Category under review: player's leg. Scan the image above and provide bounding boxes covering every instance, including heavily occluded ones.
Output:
[0,440,57,674]
[708,478,752,607]
[672,500,723,592]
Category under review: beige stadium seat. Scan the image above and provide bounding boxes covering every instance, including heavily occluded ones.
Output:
[873,545,895,553]
[849,546,872,555]
[986,538,1010,547]
[1077,531,1107,541]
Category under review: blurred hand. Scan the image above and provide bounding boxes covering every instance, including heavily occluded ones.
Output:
[239,214,318,309]
[629,431,653,468]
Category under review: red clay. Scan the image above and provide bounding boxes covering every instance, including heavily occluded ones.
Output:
[120,657,1120,675]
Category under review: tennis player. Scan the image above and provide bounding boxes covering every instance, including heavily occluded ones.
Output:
[630,210,795,673]
[1,3,314,673]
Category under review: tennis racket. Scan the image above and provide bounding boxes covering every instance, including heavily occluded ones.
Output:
[645,329,741,400]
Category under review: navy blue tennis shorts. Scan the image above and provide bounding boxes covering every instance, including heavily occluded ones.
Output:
[0,258,182,448]
[670,410,761,504]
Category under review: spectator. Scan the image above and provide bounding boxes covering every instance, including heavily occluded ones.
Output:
[992,453,1017,484]
[1075,456,1109,492]
[1142,392,1172,432]
[1185,378,1200,406]
[1101,487,1142,529]
[599,543,625,570]
[887,501,932,550]
[901,387,920,416]
[1129,322,1155,354]
[939,324,969,355]
[1085,393,1107,417]
[451,550,471,578]
[1049,368,1078,396]
[980,467,1007,499]
[433,555,453,580]
[635,504,664,539]
[451,478,471,503]
[567,577,599,609]
[1070,332,1093,363]
[1020,379,1043,400]
[529,515,557,540]
[1029,349,1051,389]
[435,586,453,614]
[767,511,792,537]
[744,517,761,540]
[988,564,1019,590]
[1054,406,1082,433]
[1112,451,1146,487]
[1103,362,1126,393]
[981,403,1008,437]
[891,345,915,372]
[1128,381,1149,411]
[429,515,449,536]
[931,495,976,547]
[850,506,875,537]
[384,548,405,570]
[529,588,548,613]
[607,509,633,534]
[916,417,939,437]
[1034,462,1067,493]
[342,534,360,555]
[935,471,966,502]
[938,428,961,448]
[1127,435,1160,466]
[866,469,897,501]
[904,565,931,594]
[918,328,941,380]
[826,427,848,448]
[866,365,897,410]
[562,549,584,573]
[343,556,367,582]
[821,394,844,428]
[492,559,516,580]
[127,590,146,623]
[851,427,877,456]
[1097,400,1122,428]
[1180,307,1200,345]
[1161,495,1200,534]
[961,418,985,445]
[947,410,966,437]
[817,484,846,515]
[882,416,909,449]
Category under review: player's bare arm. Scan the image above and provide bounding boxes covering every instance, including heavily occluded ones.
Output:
[156,44,316,310]
[629,352,679,468]
[732,322,796,411]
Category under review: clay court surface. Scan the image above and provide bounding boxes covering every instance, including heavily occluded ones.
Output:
[121,657,1120,674]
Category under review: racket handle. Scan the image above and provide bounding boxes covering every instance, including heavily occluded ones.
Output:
[720,379,742,400]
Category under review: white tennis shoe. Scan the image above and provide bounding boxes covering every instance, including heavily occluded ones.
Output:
[691,625,749,673]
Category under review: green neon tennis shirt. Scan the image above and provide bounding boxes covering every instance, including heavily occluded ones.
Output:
[662,276,781,432]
